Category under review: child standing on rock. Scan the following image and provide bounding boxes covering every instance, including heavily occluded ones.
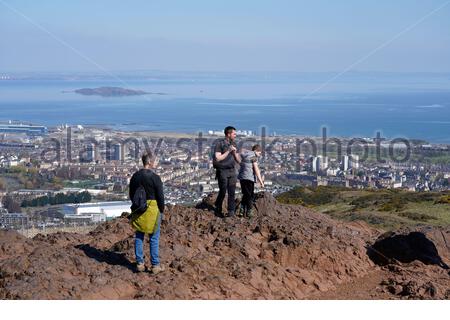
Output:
[238,144,264,218]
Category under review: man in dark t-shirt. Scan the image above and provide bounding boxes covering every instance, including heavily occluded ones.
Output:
[213,126,241,217]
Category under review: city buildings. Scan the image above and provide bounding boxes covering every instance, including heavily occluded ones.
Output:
[0,124,449,230]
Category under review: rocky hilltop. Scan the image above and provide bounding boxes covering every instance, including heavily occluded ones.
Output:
[0,193,448,299]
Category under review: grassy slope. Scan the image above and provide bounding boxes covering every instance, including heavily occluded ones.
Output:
[276,186,450,231]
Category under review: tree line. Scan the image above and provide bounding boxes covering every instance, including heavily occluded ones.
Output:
[21,191,92,207]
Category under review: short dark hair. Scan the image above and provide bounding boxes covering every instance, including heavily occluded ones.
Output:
[142,152,155,166]
[252,144,262,152]
[224,126,236,136]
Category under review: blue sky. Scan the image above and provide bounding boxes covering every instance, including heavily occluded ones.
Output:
[1,0,450,72]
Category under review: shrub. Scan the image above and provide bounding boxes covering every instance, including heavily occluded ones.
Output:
[277,186,338,206]
[435,195,450,204]
[398,211,437,221]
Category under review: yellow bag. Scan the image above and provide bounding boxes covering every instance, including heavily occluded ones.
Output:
[130,200,160,234]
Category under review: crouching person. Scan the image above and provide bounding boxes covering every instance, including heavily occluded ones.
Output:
[129,152,165,274]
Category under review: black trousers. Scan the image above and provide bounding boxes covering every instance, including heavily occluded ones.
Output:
[240,179,255,210]
[215,170,237,214]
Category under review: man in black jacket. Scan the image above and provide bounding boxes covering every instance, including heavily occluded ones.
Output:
[129,152,165,274]
[213,126,241,218]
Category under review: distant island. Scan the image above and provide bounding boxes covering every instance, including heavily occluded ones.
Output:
[72,86,166,97]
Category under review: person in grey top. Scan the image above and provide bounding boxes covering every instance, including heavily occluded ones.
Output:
[237,144,264,218]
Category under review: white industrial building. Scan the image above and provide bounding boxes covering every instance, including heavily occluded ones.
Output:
[341,155,350,171]
[340,154,360,171]
[311,156,328,173]
[63,201,131,219]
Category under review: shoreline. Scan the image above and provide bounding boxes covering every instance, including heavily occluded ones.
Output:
[3,120,450,145]
[97,126,450,146]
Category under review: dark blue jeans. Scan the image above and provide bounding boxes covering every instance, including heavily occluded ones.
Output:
[134,216,161,266]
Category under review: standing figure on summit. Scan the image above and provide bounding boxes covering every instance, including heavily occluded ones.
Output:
[129,152,165,274]
[238,144,264,218]
[213,126,241,218]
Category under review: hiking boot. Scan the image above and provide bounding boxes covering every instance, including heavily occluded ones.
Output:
[237,205,245,217]
[214,207,224,218]
[136,263,145,273]
[246,208,253,218]
[226,210,236,218]
[151,264,165,275]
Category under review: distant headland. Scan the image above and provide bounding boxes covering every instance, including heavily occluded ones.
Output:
[70,86,166,97]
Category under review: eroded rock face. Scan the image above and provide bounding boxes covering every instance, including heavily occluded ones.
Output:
[0,193,448,299]
[195,193,241,214]
[368,228,449,268]
[369,227,450,299]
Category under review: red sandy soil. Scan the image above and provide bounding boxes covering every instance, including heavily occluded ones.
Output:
[0,193,448,299]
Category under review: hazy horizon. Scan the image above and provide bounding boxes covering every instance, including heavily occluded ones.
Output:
[3,70,450,75]
[1,0,450,73]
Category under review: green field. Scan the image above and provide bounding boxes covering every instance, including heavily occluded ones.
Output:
[276,186,450,230]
